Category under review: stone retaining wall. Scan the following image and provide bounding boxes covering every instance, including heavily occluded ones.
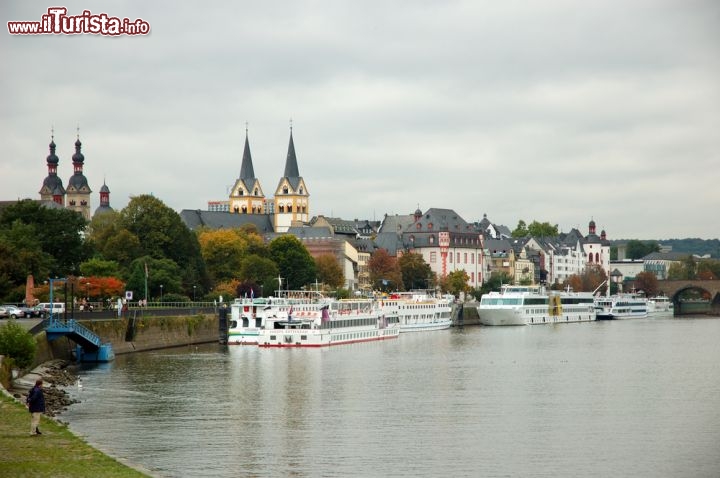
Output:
[29,314,220,365]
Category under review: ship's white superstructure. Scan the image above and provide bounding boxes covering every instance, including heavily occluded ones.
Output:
[477,285,596,326]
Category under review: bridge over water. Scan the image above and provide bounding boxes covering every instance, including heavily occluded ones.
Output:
[656,280,720,315]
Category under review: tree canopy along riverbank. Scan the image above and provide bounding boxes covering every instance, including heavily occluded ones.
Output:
[0,392,151,478]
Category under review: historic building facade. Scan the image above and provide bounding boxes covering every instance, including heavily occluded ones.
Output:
[39,131,112,220]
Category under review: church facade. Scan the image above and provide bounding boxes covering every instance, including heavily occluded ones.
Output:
[191,127,310,234]
[39,130,113,220]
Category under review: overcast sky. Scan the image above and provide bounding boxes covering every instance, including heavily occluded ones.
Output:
[3,1,719,240]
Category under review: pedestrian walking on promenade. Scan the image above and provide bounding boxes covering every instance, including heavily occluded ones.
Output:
[26,379,45,436]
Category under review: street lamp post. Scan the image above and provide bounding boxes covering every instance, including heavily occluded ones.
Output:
[193,285,197,302]
[160,284,163,303]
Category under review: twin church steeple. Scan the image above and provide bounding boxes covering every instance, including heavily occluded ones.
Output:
[228,124,310,233]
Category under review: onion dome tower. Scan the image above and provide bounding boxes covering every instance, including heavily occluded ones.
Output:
[93,180,114,217]
[229,125,265,214]
[273,122,309,233]
[39,130,66,205]
[65,128,92,220]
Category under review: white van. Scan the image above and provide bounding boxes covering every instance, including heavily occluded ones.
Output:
[37,302,66,318]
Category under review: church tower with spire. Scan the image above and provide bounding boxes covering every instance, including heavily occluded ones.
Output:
[65,129,92,220]
[39,130,66,206]
[273,125,309,233]
[93,180,114,217]
[229,126,266,214]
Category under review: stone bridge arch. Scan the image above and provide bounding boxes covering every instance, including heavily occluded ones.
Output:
[656,280,720,315]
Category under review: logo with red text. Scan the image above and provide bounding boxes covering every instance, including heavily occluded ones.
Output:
[8,7,150,36]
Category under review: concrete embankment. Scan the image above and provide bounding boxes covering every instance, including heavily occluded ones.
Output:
[33,313,221,364]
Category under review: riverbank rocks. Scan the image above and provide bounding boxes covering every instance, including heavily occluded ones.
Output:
[10,359,79,417]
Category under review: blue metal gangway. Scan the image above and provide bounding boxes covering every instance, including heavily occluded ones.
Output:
[44,315,114,362]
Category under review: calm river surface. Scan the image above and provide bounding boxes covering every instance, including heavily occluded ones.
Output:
[60,316,720,478]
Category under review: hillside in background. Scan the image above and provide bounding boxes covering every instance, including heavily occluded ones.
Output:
[613,238,719,258]
[659,238,720,258]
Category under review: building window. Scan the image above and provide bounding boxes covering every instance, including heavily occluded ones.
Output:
[456,252,460,263]
[595,253,599,263]
[283,186,289,194]
[429,235,435,244]
[416,223,422,230]
[288,205,293,213]
[471,253,474,264]
[279,205,285,213]
[464,253,468,263]
[471,272,475,282]
[428,223,433,229]
[238,189,244,196]
[449,253,453,263]
[430,252,437,263]
[300,187,304,194]
[254,188,258,195]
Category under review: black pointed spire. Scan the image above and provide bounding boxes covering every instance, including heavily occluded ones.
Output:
[284,128,300,178]
[239,126,255,180]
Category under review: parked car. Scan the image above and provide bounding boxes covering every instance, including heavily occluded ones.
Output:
[0,305,26,319]
[36,302,66,319]
[0,306,8,319]
[19,305,43,318]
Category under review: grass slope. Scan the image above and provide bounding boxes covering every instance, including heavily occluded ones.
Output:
[0,393,150,478]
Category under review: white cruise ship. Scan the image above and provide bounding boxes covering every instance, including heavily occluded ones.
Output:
[257,298,399,347]
[647,296,673,318]
[594,294,648,320]
[227,290,327,345]
[380,291,453,332]
[477,285,596,326]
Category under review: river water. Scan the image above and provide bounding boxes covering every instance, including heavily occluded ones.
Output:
[60,316,720,478]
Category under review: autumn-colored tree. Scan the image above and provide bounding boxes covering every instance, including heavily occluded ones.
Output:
[564,274,583,293]
[398,252,432,290]
[581,263,607,293]
[198,229,247,283]
[633,271,659,297]
[315,254,344,289]
[441,270,470,297]
[368,249,403,291]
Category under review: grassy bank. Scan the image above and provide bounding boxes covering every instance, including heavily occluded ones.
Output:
[0,393,150,478]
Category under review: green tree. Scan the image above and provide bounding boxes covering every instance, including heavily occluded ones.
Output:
[239,254,280,294]
[79,258,122,278]
[368,248,403,291]
[667,262,686,280]
[478,271,513,295]
[315,254,344,289]
[119,195,209,294]
[626,240,660,260]
[511,220,528,237]
[268,235,316,289]
[527,221,559,237]
[398,252,432,290]
[125,257,183,301]
[0,320,37,369]
[0,199,87,277]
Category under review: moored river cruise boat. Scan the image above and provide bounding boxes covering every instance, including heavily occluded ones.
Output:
[380,291,453,332]
[594,294,648,320]
[227,290,328,345]
[647,296,674,318]
[477,285,596,326]
[257,298,400,347]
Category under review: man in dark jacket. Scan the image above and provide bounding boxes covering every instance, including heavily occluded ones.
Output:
[26,379,45,435]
